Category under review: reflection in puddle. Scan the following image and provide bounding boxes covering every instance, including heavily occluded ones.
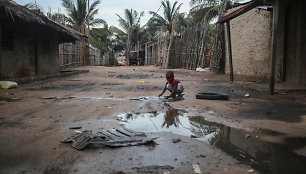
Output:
[118,108,306,174]
[118,109,192,137]
[119,109,218,144]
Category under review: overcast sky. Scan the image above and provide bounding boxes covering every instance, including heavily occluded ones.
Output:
[15,0,191,28]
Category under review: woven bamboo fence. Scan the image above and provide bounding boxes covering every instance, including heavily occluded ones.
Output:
[145,23,210,70]
[176,23,209,69]
[209,24,225,72]
[59,41,82,68]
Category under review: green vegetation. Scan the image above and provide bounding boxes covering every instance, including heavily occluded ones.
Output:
[189,0,242,24]
[61,0,105,31]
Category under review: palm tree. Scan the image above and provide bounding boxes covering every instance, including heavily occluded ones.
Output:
[112,9,144,61]
[90,25,112,54]
[190,0,242,24]
[61,0,105,31]
[149,0,182,34]
[90,25,125,54]
[116,9,144,46]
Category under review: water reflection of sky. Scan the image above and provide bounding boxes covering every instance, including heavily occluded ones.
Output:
[119,113,193,137]
[118,110,222,146]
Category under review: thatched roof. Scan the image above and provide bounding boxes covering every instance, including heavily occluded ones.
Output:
[0,0,81,43]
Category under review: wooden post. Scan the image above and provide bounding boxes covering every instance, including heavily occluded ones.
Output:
[226,21,234,81]
[0,25,2,76]
[34,32,38,75]
[270,2,280,95]
[165,18,178,69]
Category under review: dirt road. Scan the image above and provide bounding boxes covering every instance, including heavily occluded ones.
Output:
[1,66,305,174]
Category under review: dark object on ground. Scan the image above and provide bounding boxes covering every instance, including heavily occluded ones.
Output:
[62,127,158,150]
[172,138,180,143]
[69,126,82,130]
[196,93,229,100]
[191,134,198,138]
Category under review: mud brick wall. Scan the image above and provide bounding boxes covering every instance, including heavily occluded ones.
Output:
[1,24,36,79]
[0,24,60,80]
[224,7,273,80]
[36,30,60,76]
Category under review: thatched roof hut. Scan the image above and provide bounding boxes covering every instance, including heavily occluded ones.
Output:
[0,0,79,43]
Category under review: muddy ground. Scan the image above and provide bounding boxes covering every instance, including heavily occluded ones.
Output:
[0,66,305,174]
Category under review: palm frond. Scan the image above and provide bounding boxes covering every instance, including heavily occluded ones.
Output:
[88,0,100,15]
[89,18,106,27]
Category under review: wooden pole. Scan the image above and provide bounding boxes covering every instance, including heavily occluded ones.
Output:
[269,2,279,95]
[0,25,2,74]
[226,21,234,81]
[165,18,178,69]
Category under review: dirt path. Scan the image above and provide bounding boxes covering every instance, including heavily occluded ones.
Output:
[0,66,305,174]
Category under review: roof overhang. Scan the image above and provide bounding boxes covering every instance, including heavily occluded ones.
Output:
[217,0,264,24]
[0,0,80,43]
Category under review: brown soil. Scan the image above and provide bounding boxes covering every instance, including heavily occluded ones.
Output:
[1,66,305,174]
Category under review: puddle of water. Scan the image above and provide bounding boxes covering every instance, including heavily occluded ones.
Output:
[118,110,192,138]
[118,111,219,144]
[41,96,165,102]
[118,108,306,174]
[40,95,186,103]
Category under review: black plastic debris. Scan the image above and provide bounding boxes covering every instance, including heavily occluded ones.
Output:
[172,138,180,143]
[62,127,158,150]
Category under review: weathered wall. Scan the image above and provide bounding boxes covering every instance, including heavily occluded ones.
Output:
[37,29,59,76]
[0,23,60,80]
[224,7,273,80]
[282,0,306,84]
[0,24,36,79]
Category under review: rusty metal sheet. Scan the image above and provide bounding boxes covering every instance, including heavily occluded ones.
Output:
[62,127,158,150]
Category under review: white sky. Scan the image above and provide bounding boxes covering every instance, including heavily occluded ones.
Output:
[15,0,191,28]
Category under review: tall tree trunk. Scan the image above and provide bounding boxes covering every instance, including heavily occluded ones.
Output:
[165,18,178,69]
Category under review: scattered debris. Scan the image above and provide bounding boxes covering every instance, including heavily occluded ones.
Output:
[43,96,76,100]
[192,164,201,174]
[69,126,82,130]
[117,74,131,79]
[245,134,250,138]
[207,111,215,115]
[172,138,180,143]
[0,97,21,102]
[136,85,145,89]
[247,169,255,173]
[196,67,210,72]
[191,134,198,138]
[196,67,205,72]
[0,81,18,89]
[148,110,157,114]
[62,127,158,150]
[130,165,174,173]
[196,92,229,100]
